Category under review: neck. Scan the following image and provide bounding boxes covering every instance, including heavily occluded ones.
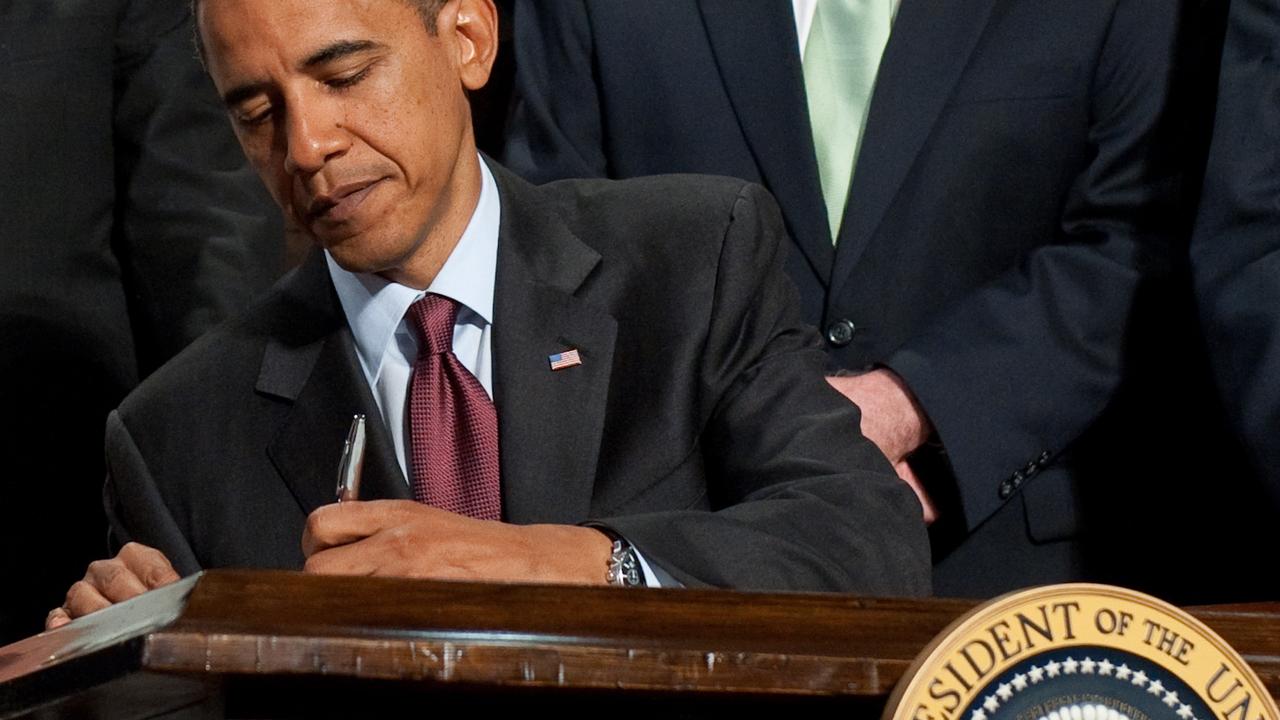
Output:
[381,146,484,290]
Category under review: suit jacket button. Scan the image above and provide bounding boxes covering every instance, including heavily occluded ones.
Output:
[826,319,856,347]
[1038,451,1051,464]
[1023,461,1039,476]
[998,479,1015,499]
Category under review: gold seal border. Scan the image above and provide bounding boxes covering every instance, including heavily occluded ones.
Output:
[883,584,1277,720]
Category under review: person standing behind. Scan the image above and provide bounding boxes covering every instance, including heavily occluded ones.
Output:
[0,0,282,643]
[503,1,1244,600]
[1191,0,1280,519]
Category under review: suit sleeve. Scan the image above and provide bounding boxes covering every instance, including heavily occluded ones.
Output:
[885,0,1185,533]
[501,1,610,183]
[112,0,283,373]
[104,410,203,577]
[1190,0,1280,511]
[600,184,932,596]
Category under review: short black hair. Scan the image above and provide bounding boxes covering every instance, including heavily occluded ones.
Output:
[190,0,449,62]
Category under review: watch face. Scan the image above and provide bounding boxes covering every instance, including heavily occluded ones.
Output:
[607,540,643,586]
[621,557,642,586]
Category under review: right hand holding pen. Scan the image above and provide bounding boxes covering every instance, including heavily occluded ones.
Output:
[45,542,180,630]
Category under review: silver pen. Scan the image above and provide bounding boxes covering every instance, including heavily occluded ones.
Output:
[335,414,367,503]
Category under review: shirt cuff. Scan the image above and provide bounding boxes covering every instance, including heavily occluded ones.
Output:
[632,547,684,588]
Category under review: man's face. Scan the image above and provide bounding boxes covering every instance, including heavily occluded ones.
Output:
[198,0,492,281]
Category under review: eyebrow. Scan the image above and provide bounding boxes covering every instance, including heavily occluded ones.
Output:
[302,39,385,69]
[221,40,387,108]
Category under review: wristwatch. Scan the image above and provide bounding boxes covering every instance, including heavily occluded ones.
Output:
[593,525,644,587]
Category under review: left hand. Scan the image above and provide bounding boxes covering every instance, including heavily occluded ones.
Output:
[302,500,614,584]
[827,369,938,524]
[826,369,932,463]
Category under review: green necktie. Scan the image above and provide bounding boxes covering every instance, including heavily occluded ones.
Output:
[802,0,893,243]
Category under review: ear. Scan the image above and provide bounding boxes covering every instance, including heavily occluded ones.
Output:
[439,0,498,91]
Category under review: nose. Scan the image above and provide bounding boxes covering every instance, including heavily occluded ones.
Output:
[281,98,348,175]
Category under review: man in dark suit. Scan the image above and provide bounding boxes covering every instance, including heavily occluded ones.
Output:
[1192,0,1280,515]
[502,2,1217,598]
[0,0,281,643]
[46,0,928,626]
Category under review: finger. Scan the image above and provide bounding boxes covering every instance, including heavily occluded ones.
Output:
[85,558,150,603]
[63,579,114,620]
[895,460,939,525]
[303,540,381,576]
[45,607,71,630]
[117,543,181,589]
[302,500,428,557]
[302,502,370,558]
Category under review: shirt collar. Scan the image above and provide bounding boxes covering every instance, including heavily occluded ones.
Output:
[326,156,501,386]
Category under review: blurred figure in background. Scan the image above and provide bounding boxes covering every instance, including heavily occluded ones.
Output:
[0,0,282,643]
[1192,0,1280,519]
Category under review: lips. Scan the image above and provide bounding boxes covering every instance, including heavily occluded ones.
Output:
[306,178,386,225]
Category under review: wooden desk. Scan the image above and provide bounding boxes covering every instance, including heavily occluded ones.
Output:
[1,571,1275,718]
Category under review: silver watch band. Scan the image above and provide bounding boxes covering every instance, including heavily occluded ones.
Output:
[590,524,644,587]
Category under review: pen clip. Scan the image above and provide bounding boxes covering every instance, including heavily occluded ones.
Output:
[335,414,367,503]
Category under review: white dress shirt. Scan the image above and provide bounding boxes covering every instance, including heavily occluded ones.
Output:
[792,0,900,56]
[793,0,820,55]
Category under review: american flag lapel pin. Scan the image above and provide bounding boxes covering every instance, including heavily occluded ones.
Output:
[548,348,582,371]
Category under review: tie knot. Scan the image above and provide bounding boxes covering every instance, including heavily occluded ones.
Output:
[408,294,458,355]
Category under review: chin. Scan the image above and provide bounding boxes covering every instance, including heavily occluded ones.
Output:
[326,247,385,275]
[325,236,409,277]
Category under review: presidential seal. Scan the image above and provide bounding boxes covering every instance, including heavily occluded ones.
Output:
[885,585,1276,720]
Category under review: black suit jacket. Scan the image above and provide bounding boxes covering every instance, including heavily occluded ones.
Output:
[103,165,931,595]
[0,0,281,642]
[1192,0,1280,514]
[503,0,1202,597]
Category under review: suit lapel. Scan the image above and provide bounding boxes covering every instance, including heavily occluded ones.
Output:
[832,0,1000,298]
[260,251,410,518]
[488,164,617,525]
[698,0,835,286]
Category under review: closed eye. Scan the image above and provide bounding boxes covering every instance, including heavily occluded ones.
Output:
[325,64,374,91]
[234,102,274,127]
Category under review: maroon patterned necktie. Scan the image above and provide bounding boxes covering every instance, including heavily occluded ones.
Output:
[407,294,502,520]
